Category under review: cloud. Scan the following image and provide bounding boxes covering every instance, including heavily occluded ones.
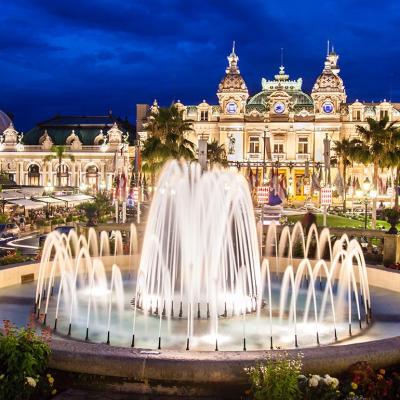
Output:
[0,0,399,130]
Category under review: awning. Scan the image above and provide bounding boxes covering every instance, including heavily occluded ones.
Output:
[53,194,94,204]
[17,187,44,197]
[0,191,24,200]
[7,199,45,209]
[34,196,66,204]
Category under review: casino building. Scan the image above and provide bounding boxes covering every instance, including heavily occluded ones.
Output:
[137,44,400,202]
[0,112,133,193]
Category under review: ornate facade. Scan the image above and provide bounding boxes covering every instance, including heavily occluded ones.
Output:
[137,44,400,201]
[0,113,132,193]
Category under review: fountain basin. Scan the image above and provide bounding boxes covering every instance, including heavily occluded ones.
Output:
[47,335,400,397]
[1,260,400,396]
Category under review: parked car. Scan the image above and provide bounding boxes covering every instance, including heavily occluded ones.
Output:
[0,223,20,239]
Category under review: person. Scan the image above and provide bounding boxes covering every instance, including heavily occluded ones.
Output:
[301,211,316,233]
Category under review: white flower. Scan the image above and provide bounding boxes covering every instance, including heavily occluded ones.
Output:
[26,376,36,387]
[331,377,339,389]
[324,375,333,385]
[308,376,319,387]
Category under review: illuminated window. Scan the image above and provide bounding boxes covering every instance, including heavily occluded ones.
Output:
[353,110,361,121]
[298,137,308,154]
[200,111,209,121]
[249,136,260,153]
[380,110,389,119]
[28,164,40,186]
[273,143,284,153]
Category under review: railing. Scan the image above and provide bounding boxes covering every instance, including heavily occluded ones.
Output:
[5,145,107,153]
[248,153,261,160]
[296,153,310,160]
[272,153,286,161]
[263,225,386,265]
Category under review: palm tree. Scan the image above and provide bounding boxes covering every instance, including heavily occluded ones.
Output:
[207,140,228,168]
[141,136,170,187]
[145,104,194,142]
[44,145,75,187]
[141,104,196,184]
[354,116,399,228]
[332,138,357,211]
[382,128,400,208]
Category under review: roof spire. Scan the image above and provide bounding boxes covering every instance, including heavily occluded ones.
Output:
[226,42,239,73]
[327,40,330,56]
[280,47,284,67]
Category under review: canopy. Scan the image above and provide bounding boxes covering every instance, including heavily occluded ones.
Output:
[0,191,24,200]
[7,198,45,209]
[34,196,66,204]
[53,194,94,204]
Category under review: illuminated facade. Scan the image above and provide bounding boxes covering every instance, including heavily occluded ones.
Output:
[0,114,132,192]
[138,45,400,202]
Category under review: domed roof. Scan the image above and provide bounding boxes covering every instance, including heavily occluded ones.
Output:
[247,66,313,111]
[313,69,344,93]
[218,43,248,93]
[0,110,12,133]
[312,56,345,94]
[218,72,247,92]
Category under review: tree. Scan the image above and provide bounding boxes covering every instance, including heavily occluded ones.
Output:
[332,138,357,211]
[78,192,113,226]
[44,145,75,187]
[382,128,400,208]
[141,104,196,184]
[141,136,169,187]
[207,139,228,168]
[354,116,399,228]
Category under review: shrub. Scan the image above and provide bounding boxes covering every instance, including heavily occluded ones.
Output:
[0,250,30,265]
[0,317,56,399]
[246,352,303,400]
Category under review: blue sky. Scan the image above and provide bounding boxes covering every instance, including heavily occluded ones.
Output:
[1,0,400,130]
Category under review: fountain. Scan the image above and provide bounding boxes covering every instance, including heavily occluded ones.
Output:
[34,160,371,351]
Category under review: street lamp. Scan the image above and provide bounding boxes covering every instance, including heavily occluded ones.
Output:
[288,175,293,205]
[262,127,268,184]
[44,182,53,195]
[359,177,376,229]
[79,183,87,193]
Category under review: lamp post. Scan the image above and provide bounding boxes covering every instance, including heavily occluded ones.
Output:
[356,177,377,229]
[262,128,268,184]
[288,175,293,206]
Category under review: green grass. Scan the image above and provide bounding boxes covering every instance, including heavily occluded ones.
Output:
[287,214,390,230]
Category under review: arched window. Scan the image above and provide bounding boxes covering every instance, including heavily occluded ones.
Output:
[28,164,40,186]
[86,165,99,192]
[56,164,69,186]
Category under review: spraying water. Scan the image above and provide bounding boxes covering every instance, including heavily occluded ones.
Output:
[35,160,371,350]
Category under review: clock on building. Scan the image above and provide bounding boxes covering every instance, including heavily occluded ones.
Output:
[322,101,334,113]
[273,102,285,114]
[226,102,237,114]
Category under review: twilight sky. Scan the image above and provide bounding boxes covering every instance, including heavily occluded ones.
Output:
[1,0,400,131]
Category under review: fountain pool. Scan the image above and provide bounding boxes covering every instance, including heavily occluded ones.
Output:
[30,161,376,351]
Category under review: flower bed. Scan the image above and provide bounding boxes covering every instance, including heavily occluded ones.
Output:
[0,316,57,399]
[0,250,32,266]
[245,353,400,399]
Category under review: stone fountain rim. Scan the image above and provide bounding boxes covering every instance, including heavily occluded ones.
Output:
[48,334,400,383]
